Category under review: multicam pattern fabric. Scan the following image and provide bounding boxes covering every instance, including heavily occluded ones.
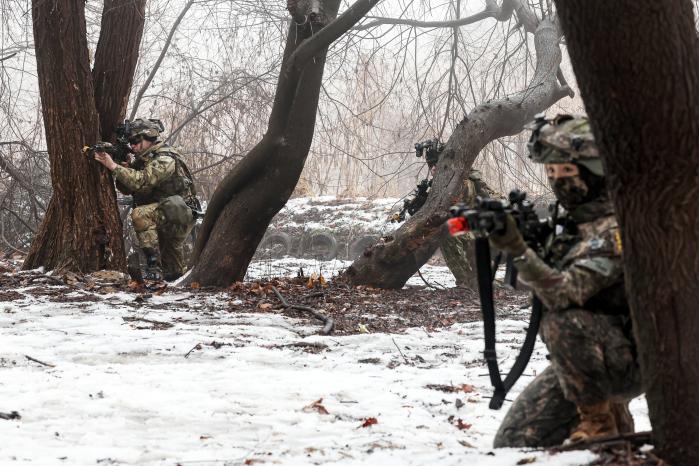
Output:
[513,213,623,311]
[114,143,196,278]
[494,309,641,447]
[527,115,604,176]
[494,205,641,448]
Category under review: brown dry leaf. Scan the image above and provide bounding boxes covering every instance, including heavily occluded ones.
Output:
[516,458,537,465]
[91,270,126,282]
[460,384,475,393]
[127,280,144,290]
[360,417,378,428]
[258,303,273,311]
[229,282,244,291]
[190,282,201,289]
[302,398,329,415]
[455,418,471,430]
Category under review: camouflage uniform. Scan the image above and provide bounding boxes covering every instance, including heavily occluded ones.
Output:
[491,115,641,447]
[493,202,642,447]
[440,171,498,288]
[114,142,197,280]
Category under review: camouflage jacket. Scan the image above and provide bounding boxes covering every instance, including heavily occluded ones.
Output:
[113,142,197,207]
[514,201,627,313]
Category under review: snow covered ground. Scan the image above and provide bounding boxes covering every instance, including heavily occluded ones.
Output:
[0,262,649,466]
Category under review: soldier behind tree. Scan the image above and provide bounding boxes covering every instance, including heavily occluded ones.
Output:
[94,118,199,281]
[489,114,642,446]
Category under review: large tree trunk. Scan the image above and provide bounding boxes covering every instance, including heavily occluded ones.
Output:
[25,0,145,272]
[93,0,147,141]
[342,14,571,288]
[185,0,379,287]
[554,1,699,463]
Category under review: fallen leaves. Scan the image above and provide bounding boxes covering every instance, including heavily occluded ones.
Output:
[360,417,378,428]
[425,383,475,393]
[306,273,328,289]
[303,398,329,415]
[454,418,472,430]
[516,457,537,465]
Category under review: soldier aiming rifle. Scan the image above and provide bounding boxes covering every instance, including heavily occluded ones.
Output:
[391,138,444,222]
[91,118,201,282]
[448,114,641,447]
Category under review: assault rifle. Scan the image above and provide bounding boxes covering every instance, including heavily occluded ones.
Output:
[390,138,445,222]
[414,138,445,167]
[391,178,431,222]
[447,190,551,255]
[447,190,553,410]
[83,120,135,165]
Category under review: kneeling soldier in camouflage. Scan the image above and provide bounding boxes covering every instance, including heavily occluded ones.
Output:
[490,115,642,447]
[94,118,199,281]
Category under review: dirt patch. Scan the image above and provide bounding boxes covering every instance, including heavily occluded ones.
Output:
[0,262,531,336]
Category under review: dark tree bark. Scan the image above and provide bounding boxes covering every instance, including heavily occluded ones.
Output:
[554,1,699,463]
[24,0,145,272]
[93,0,147,141]
[185,0,379,287]
[343,10,571,288]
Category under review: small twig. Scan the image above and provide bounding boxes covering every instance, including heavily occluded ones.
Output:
[122,316,174,328]
[184,343,202,358]
[25,355,55,367]
[392,338,410,364]
[417,269,445,290]
[0,411,21,420]
[550,431,653,452]
[272,286,334,335]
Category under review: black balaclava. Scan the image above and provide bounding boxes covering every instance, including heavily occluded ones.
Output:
[550,164,607,210]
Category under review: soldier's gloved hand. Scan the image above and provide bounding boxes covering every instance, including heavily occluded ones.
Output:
[488,214,527,257]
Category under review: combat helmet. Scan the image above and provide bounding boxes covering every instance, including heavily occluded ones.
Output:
[526,114,603,176]
[127,118,165,143]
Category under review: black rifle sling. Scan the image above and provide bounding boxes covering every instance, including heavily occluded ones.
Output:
[474,237,543,410]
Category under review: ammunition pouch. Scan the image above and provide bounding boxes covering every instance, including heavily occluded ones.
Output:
[158,195,193,225]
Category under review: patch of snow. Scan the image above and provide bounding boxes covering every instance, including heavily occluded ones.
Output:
[246,258,458,289]
[0,283,649,465]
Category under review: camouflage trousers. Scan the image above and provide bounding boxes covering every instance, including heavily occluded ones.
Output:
[131,202,195,279]
[493,308,642,448]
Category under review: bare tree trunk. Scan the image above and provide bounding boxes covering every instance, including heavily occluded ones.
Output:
[342,17,571,288]
[24,0,144,272]
[93,0,147,140]
[554,1,699,463]
[185,0,379,287]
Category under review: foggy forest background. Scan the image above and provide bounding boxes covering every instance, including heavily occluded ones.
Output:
[0,0,587,254]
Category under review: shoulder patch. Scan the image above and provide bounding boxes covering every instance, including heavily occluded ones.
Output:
[613,230,623,254]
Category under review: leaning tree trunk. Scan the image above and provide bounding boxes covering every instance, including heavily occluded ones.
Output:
[25,0,145,272]
[185,0,379,287]
[554,1,699,463]
[343,14,571,288]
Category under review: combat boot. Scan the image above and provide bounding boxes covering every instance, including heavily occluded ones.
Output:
[142,248,164,281]
[569,400,619,442]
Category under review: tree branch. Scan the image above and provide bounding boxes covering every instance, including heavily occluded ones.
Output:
[191,0,380,262]
[355,0,536,32]
[129,0,195,120]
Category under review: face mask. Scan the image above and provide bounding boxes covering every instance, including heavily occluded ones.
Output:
[551,176,590,209]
